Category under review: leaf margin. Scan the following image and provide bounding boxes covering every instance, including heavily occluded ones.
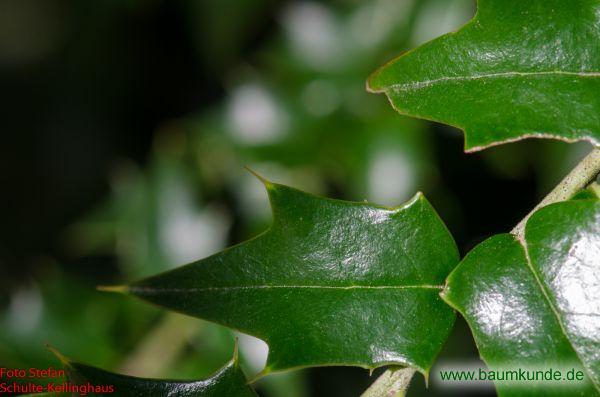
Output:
[366,0,600,153]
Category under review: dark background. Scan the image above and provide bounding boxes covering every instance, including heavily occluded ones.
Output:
[0,0,590,396]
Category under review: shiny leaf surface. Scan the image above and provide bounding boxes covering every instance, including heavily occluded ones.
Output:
[60,350,257,396]
[368,0,600,152]
[116,180,459,376]
[442,199,600,396]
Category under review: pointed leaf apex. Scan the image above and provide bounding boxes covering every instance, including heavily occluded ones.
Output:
[244,166,273,187]
[249,366,272,384]
[97,284,129,294]
[46,345,70,367]
[120,181,458,376]
[393,191,424,211]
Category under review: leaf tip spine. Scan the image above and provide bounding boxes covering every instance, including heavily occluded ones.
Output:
[244,166,272,187]
[423,368,430,388]
[249,365,273,383]
[46,344,70,367]
[393,191,424,211]
[97,284,129,294]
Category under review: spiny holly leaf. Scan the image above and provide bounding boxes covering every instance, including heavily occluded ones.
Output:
[442,199,600,396]
[52,347,257,396]
[368,0,600,152]
[106,178,459,376]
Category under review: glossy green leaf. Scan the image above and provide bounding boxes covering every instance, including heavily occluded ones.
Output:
[368,0,600,152]
[109,179,459,376]
[56,348,257,396]
[442,199,600,396]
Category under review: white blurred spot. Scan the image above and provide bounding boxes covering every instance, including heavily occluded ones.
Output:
[368,148,414,206]
[227,84,288,145]
[301,80,340,116]
[236,332,269,373]
[348,0,414,48]
[281,3,344,70]
[411,0,474,46]
[159,180,230,266]
[7,287,43,333]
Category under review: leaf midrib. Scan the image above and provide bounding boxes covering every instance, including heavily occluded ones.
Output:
[519,237,600,393]
[376,70,600,92]
[130,284,445,293]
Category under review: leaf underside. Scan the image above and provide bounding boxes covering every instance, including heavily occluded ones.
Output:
[62,351,257,396]
[443,199,600,396]
[121,180,459,376]
[368,0,600,152]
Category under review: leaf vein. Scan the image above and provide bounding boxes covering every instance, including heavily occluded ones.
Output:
[130,284,444,293]
[383,70,600,92]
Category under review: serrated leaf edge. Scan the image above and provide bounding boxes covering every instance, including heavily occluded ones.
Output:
[47,341,249,386]
[101,176,453,381]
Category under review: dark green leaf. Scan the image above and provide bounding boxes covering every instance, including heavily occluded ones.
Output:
[442,199,600,396]
[110,179,459,376]
[368,0,600,152]
[56,348,257,396]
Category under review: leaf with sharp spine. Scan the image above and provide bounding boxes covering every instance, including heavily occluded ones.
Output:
[105,177,460,377]
[51,346,257,396]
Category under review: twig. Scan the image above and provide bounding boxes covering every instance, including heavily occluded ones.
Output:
[361,367,416,397]
[512,147,600,240]
[118,312,200,377]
